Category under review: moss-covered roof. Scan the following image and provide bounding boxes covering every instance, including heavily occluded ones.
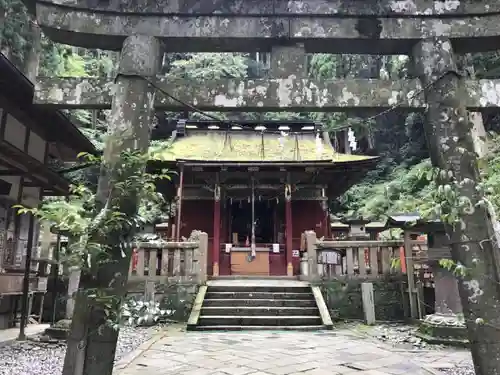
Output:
[155,131,376,163]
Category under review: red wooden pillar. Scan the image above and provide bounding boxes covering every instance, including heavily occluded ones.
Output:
[213,183,221,277]
[285,183,293,276]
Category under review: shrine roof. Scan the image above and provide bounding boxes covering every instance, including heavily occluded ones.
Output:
[155,130,376,164]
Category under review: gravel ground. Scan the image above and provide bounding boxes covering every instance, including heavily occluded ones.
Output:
[0,326,158,375]
[368,323,474,375]
[342,322,474,375]
[441,367,474,375]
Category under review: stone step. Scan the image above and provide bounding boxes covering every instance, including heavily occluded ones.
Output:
[210,276,300,281]
[208,285,311,293]
[198,315,323,326]
[192,325,326,331]
[203,298,318,307]
[201,306,319,316]
[205,291,315,300]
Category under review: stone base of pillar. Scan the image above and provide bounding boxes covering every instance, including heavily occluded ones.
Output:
[415,313,468,347]
[43,318,72,341]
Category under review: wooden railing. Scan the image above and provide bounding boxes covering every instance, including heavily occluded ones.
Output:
[315,239,404,278]
[303,231,433,282]
[128,232,208,283]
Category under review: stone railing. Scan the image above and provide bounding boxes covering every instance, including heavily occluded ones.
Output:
[128,231,208,284]
[303,231,405,280]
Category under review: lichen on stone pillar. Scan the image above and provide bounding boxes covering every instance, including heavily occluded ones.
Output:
[412,38,500,358]
[62,34,162,375]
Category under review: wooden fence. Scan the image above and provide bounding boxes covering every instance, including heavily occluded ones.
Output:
[128,232,208,283]
[316,239,403,278]
[303,231,429,281]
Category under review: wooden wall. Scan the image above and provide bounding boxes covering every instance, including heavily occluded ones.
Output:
[179,199,327,277]
[181,200,214,275]
[291,201,326,275]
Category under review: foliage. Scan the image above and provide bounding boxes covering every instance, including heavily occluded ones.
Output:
[169,53,248,80]
[342,133,500,221]
[439,259,468,277]
[14,151,170,270]
[338,159,434,219]
[121,299,172,327]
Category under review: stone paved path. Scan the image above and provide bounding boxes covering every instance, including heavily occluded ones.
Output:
[116,327,471,375]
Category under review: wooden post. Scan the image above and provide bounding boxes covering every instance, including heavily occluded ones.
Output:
[285,179,293,276]
[175,163,184,241]
[144,281,155,302]
[50,233,60,325]
[404,230,417,319]
[305,231,317,280]
[361,282,376,325]
[213,177,221,277]
[18,213,35,340]
[197,232,208,283]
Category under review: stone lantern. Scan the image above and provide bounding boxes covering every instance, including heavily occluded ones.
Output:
[387,214,467,345]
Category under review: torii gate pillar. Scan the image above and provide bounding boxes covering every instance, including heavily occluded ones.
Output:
[62,35,162,375]
[413,38,500,374]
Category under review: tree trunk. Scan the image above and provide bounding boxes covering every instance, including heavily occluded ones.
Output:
[412,37,500,375]
[62,35,161,375]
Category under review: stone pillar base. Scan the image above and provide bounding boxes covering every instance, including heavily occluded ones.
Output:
[43,318,72,340]
[416,314,468,347]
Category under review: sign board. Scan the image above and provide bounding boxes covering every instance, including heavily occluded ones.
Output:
[292,250,300,258]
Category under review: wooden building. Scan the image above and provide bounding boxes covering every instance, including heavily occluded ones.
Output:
[153,120,378,277]
[0,53,95,329]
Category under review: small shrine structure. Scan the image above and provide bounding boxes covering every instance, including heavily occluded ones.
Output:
[152,119,377,277]
[0,52,94,330]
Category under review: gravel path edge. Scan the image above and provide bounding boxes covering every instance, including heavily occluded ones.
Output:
[114,330,167,374]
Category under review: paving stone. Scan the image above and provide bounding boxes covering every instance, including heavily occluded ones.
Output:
[294,369,342,375]
[247,361,278,371]
[177,368,218,375]
[266,363,318,375]
[217,366,256,375]
[118,330,469,375]
[359,370,396,375]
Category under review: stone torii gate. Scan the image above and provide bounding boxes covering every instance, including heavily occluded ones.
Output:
[22,1,500,375]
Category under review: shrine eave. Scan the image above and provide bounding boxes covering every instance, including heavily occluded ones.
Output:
[0,54,95,158]
[30,1,500,53]
[0,138,70,195]
[160,157,379,172]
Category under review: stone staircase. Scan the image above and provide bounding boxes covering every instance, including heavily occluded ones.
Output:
[187,280,333,331]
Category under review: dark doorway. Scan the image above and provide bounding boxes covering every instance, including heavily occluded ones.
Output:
[231,200,276,244]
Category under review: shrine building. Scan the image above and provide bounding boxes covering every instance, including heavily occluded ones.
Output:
[152,119,378,278]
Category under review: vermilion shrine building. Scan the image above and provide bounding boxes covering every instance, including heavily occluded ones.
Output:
[154,119,377,277]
